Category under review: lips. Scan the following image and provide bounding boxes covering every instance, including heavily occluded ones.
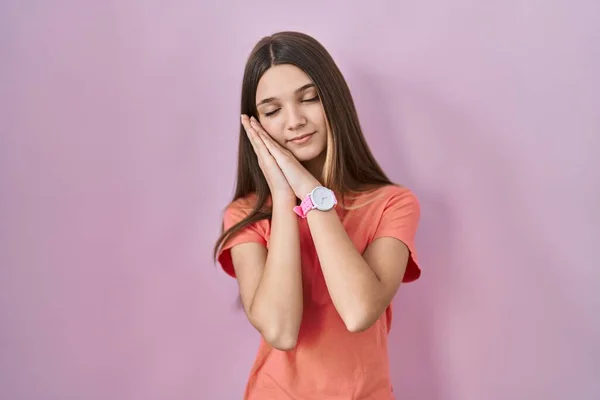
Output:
[288,132,315,143]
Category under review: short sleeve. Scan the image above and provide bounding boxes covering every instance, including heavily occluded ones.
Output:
[217,199,269,278]
[372,188,421,282]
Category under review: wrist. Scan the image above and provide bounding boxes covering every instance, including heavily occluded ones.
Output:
[293,185,338,218]
[272,194,297,209]
[299,181,322,199]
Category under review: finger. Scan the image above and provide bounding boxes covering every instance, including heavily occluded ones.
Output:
[249,117,276,145]
[242,116,279,166]
[242,115,259,156]
[243,116,264,146]
[245,127,284,184]
[248,126,271,160]
[241,115,255,140]
[249,117,289,159]
[241,116,264,154]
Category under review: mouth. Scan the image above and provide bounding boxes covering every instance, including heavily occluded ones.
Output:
[287,132,315,144]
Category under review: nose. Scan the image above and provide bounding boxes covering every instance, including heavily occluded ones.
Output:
[285,105,307,131]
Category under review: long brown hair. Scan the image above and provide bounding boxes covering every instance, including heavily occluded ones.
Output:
[213,31,392,261]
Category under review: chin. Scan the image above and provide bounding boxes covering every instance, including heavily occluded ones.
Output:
[290,145,325,162]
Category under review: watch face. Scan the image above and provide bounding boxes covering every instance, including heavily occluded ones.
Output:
[312,187,336,210]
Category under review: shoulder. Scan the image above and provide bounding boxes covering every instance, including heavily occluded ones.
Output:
[373,185,420,234]
[224,193,260,214]
[221,192,271,228]
[342,184,420,231]
[375,185,420,223]
[350,184,419,210]
[378,184,419,207]
[223,193,258,226]
[351,185,420,235]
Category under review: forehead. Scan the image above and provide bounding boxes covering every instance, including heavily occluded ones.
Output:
[256,64,314,99]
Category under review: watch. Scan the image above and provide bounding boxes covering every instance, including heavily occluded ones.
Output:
[293,186,338,218]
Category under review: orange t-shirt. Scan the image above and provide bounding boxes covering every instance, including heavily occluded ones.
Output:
[218,185,421,400]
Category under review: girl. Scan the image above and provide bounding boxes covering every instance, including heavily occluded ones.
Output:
[213,31,421,400]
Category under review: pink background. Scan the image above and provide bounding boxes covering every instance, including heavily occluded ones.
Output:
[1,1,599,399]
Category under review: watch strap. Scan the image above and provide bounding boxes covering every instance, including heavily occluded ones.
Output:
[293,194,315,218]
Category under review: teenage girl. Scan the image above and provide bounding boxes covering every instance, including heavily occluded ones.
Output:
[213,31,421,400]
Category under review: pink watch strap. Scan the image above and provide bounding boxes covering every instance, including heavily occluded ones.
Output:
[293,194,315,218]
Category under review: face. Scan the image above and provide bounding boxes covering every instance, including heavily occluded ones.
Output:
[255,64,328,163]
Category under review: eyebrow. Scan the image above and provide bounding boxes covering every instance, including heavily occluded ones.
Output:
[256,83,316,107]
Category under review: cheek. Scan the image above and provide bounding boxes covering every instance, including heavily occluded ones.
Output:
[307,106,327,129]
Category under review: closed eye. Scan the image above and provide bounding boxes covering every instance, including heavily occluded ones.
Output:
[302,96,319,103]
[263,96,319,117]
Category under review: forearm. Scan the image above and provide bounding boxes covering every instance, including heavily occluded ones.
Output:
[306,209,382,331]
[250,197,303,349]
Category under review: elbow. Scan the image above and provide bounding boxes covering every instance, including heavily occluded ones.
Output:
[248,307,301,351]
[342,310,377,333]
[271,336,298,351]
[345,319,373,333]
[263,328,298,351]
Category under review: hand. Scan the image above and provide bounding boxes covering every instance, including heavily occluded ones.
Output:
[248,116,321,200]
[241,115,295,202]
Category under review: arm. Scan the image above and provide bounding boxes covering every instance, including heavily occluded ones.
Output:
[306,208,410,332]
[231,197,303,350]
[242,118,417,333]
